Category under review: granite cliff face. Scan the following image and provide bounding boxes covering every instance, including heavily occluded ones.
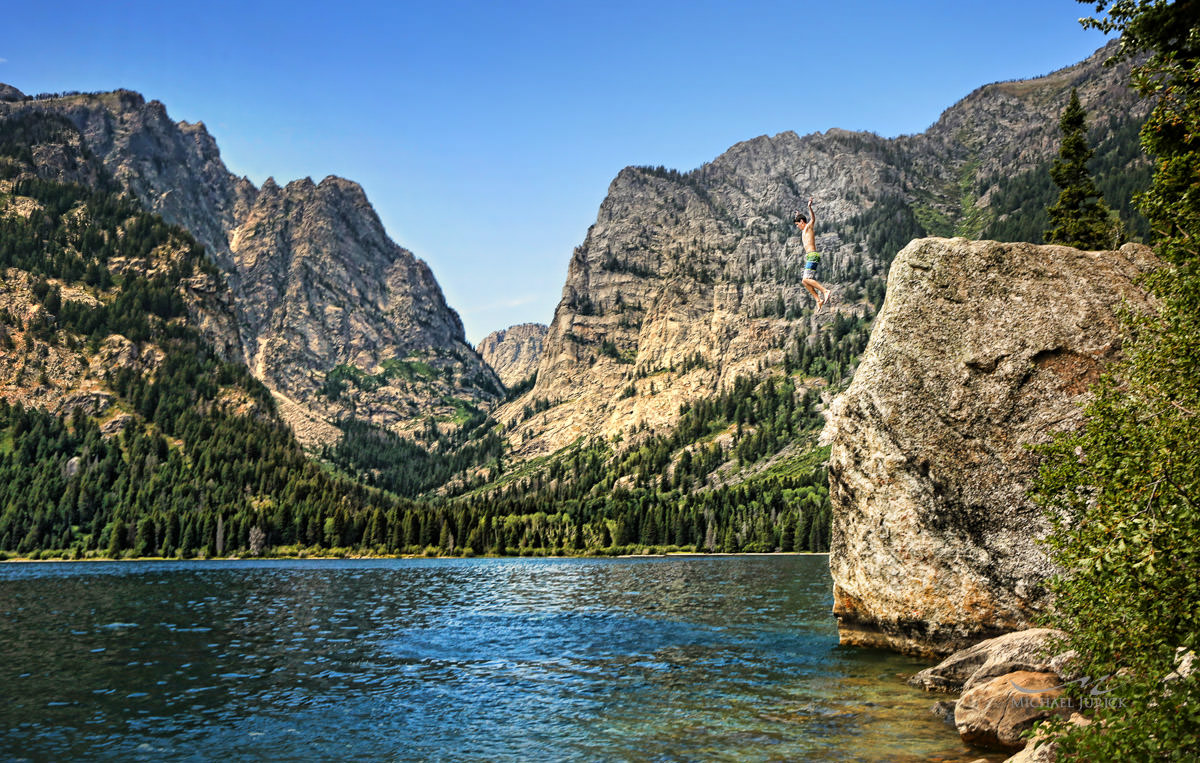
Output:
[826,237,1160,658]
[496,41,1147,460]
[476,323,547,388]
[0,88,500,445]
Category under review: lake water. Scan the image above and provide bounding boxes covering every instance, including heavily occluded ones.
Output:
[0,556,995,762]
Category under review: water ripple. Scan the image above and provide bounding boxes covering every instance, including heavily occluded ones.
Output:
[0,557,992,762]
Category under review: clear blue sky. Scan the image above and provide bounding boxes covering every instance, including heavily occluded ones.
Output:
[2,1,1113,343]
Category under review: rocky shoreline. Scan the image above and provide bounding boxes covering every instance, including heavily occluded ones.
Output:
[821,238,1167,759]
[905,627,1196,761]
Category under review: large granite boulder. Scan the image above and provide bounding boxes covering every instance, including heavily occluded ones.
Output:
[827,237,1159,657]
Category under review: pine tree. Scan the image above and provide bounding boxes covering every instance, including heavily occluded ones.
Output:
[1045,88,1120,248]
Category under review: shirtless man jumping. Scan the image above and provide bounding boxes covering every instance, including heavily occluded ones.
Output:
[795,198,832,312]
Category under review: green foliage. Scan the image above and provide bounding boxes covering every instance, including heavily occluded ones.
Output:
[910,204,953,239]
[1045,88,1122,248]
[599,340,622,360]
[318,357,441,401]
[953,158,990,239]
[1034,264,1200,759]
[1030,2,1200,757]
[1112,0,1200,267]
[983,115,1151,245]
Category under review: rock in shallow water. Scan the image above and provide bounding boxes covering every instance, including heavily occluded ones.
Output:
[930,699,957,726]
[909,628,1071,693]
[955,670,1072,752]
[827,237,1160,657]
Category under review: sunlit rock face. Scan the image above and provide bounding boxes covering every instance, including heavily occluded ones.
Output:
[477,323,548,388]
[826,237,1159,657]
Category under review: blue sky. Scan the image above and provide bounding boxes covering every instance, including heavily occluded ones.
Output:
[3,1,1113,343]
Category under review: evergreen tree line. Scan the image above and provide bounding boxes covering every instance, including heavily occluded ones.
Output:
[0,110,841,560]
[437,373,835,553]
[321,415,503,498]
[311,371,835,554]
[981,112,1151,245]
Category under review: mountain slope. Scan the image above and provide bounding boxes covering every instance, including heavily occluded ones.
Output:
[0,114,420,558]
[496,40,1148,462]
[0,86,500,446]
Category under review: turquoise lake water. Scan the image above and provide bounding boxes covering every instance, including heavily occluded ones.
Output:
[0,555,995,761]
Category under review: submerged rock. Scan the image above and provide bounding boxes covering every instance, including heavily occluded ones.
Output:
[827,237,1159,657]
[930,699,957,726]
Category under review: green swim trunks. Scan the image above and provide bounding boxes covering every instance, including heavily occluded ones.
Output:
[803,251,820,279]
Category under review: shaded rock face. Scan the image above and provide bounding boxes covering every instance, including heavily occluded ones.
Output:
[476,323,547,388]
[497,41,1146,461]
[5,91,255,279]
[0,121,244,415]
[0,89,501,445]
[827,238,1160,657]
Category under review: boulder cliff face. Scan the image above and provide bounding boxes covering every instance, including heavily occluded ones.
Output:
[0,89,500,445]
[497,41,1146,460]
[476,323,547,388]
[826,237,1160,658]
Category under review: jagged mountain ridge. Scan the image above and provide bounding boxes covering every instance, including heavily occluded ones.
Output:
[496,40,1147,461]
[0,109,246,419]
[0,85,500,446]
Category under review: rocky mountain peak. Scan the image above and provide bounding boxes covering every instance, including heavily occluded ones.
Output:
[477,323,548,388]
[0,87,501,446]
